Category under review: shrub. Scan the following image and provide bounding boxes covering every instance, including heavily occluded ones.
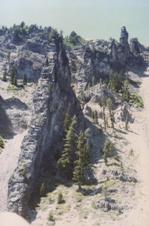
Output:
[103,140,114,165]
[48,212,55,222]
[122,79,130,102]
[57,191,65,204]
[40,183,46,196]
[130,93,144,108]
[108,73,122,92]
[0,136,4,149]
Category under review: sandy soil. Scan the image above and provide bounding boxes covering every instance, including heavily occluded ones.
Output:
[0,212,30,226]
[0,131,27,211]
[116,68,149,226]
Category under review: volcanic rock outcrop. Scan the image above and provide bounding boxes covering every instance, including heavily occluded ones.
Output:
[7,36,84,216]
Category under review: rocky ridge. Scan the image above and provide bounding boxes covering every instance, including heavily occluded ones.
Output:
[0,23,149,223]
[7,36,85,216]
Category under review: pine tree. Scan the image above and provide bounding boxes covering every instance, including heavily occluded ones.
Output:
[58,116,77,179]
[73,131,90,189]
[103,140,114,166]
[45,56,49,66]
[106,98,115,129]
[10,67,17,86]
[124,106,129,130]
[122,79,130,102]
[108,73,121,92]
[7,52,10,65]
[64,112,72,134]
[102,105,107,131]
[2,68,7,82]
[94,110,98,124]
[23,74,27,86]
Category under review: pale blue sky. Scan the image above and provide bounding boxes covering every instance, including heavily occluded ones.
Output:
[0,0,148,45]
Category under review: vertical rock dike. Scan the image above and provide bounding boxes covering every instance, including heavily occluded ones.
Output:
[8,36,83,216]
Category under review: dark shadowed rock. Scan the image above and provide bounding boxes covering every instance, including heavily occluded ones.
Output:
[7,37,84,217]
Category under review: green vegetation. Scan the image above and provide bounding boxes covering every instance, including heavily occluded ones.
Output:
[40,183,46,196]
[103,140,115,165]
[102,105,107,131]
[10,67,17,86]
[91,110,98,125]
[48,29,59,41]
[57,191,65,204]
[130,93,144,108]
[45,56,49,66]
[63,112,72,133]
[108,74,144,109]
[23,74,27,86]
[106,97,115,129]
[122,79,130,102]
[64,31,86,48]
[58,115,92,188]
[2,68,7,82]
[73,131,91,189]
[58,116,77,179]
[0,136,4,149]
[48,211,55,222]
[108,73,122,92]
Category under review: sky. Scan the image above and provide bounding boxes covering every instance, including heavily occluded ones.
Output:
[0,0,148,45]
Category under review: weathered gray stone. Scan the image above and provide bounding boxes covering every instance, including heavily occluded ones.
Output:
[7,37,84,217]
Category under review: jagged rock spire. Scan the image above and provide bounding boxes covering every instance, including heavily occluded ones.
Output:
[120,26,129,46]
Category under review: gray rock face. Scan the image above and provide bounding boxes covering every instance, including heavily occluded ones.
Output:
[97,198,123,212]
[68,27,145,91]
[0,24,146,218]
[0,25,146,87]
[1,97,30,133]
[7,37,83,216]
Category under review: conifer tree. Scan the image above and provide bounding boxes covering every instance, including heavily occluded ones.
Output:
[124,106,129,130]
[2,67,7,82]
[45,56,49,66]
[73,131,90,189]
[58,116,77,179]
[106,98,115,129]
[102,105,107,131]
[94,110,98,124]
[122,79,130,102]
[63,112,72,134]
[23,74,27,86]
[10,67,17,86]
[108,73,121,92]
[103,140,114,165]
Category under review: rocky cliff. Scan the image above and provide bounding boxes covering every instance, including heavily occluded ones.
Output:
[0,23,148,220]
[7,36,84,216]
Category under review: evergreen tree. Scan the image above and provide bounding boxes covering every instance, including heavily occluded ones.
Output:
[91,110,95,122]
[73,131,90,189]
[45,56,49,66]
[122,79,130,102]
[124,105,129,130]
[108,73,121,92]
[58,116,77,179]
[94,110,98,124]
[102,105,107,131]
[10,67,17,86]
[91,110,98,125]
[106,98,115,129]
[7,52,10,65]
[103,140,114,166]
[23,74,27,86]
[63,112,72,134]
[2,67,7,82]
